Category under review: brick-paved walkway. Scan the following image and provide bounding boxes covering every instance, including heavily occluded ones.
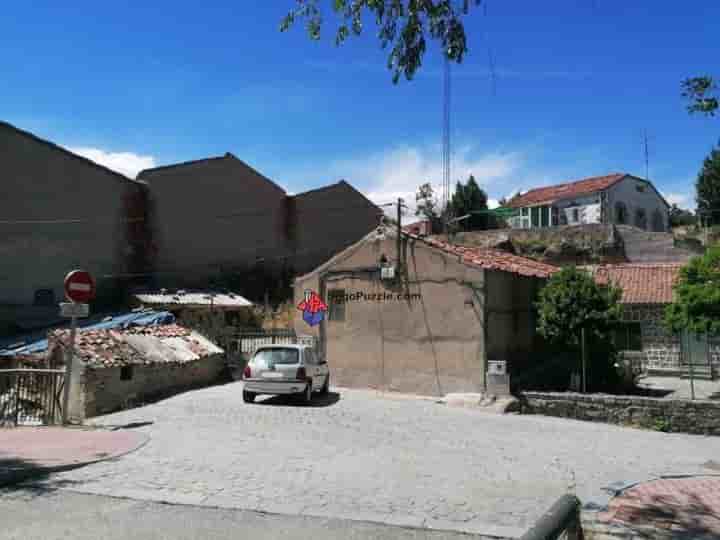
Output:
[0,427,148,484]
[599,476,720,537]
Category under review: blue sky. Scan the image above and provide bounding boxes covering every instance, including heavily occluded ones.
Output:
[2,1,718,217]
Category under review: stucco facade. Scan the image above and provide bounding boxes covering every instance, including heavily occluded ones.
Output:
[0,122,150,331]
[294,231,548,396]
[507,173,669,232]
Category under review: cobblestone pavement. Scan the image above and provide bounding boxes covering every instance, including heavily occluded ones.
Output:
[20,384,720,536]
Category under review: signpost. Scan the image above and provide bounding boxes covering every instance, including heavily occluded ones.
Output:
[61,270,94,424]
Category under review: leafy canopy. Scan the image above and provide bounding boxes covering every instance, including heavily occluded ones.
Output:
[664,247,720,336]
[696,142,720,226]
[281,0,482,83]
[535,266,622,347]
[682,76,718,117]
[415,182,440,220]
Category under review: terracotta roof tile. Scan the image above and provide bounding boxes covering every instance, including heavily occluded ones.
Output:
[587,263,682,304]
[506,173,627,208]
[408,234,560,278]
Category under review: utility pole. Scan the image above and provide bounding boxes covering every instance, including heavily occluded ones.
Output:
[396,197,403,270]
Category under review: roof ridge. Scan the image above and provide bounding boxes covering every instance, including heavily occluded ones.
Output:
[137,154,229,176]
[0,120,144,185]
[290,180,349,198]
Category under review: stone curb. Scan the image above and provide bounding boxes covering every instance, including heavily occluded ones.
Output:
[0,430,150,489]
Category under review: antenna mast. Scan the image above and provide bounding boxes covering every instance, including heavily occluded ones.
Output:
[442,53,451,233]
[643,129,651,181]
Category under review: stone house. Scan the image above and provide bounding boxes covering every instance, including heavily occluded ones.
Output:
[137,156,382,292]
[506,173,670,232]
[293,227,558,396]
[589,263,719,378]
[0,121,152,332]
[47,323,224,420]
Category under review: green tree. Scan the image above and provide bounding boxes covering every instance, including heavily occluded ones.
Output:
[449,174,488,230]
[696,142,720,226]
[281,0,481,83]
[668,204,697,228]
[682,76,718,117]
[535,266,622,391]
[415,182,439,219]
[664,247,720,336]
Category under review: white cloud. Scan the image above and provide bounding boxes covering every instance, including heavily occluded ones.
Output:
[66,146,157,179]
[329,143,523,223]
[663,192,694,210]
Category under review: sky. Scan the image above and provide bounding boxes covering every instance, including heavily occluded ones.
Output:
[2,1,718,222]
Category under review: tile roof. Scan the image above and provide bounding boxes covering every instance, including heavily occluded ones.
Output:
[135,291,253,308]
[411,234,560,278]
[49,324,222,368]
[587,263,683,304]
[506,173,627,208]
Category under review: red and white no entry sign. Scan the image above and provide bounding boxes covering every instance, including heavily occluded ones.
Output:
[64,270,96,304]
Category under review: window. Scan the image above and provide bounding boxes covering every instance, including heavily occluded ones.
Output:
[572,208,580,223]
[540,206,549,227]
[635,182,646,193]
[635,208,647,230]
[328,289,346,321]
[613,323,642,351]
[521,208,529,217]
[33,288,55,307]
[531,206,540,228]
[120,365,134,381]
[253,348,300,365]
[615,202,627,225]
[651,209,664,232]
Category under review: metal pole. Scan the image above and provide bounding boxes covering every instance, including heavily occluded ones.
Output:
[581,327,587,394]
[688,334,696,401]
[62,315,77,425]
[396,198,402,270]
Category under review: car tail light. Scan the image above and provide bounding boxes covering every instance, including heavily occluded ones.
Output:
[243,365,251,379]
[296,367,306,380]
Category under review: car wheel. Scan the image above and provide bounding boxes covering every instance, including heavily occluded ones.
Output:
[320,374,330,395]
[243,390,255,403]
[302,382,313,405]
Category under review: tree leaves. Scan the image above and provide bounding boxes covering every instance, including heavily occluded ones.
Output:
[280,0,482,83]
[682,76,718,117]
[665,247,720,336]
[696,142,720,226]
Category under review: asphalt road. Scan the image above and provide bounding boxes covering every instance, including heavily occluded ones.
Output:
[15,383,720,537]
[0,489,494,540]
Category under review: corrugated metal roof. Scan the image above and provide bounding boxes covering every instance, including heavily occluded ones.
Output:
[0,309,175,357]
[135,291,253,308]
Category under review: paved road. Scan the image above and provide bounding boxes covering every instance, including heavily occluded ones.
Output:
[0,489,494,540]
[19,383,720,537]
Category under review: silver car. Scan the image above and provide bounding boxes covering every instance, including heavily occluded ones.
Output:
[242,344,330,404]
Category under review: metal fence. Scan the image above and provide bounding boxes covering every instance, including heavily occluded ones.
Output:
[215,329,320,378]
[520,494,582,540]
[0,369,65,426]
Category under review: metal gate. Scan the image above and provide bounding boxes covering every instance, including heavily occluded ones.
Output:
[0,369,65,426]
[680,330,716,383]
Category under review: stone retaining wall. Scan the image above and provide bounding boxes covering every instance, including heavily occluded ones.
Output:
[78,354,225,418]
[520,391,720,436]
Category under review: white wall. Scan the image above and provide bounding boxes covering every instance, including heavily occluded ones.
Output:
[606,176,668,231]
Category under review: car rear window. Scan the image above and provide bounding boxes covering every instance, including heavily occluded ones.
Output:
[252,348,299,365]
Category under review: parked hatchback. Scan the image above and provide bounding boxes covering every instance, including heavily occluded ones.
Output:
[242,344,329,404]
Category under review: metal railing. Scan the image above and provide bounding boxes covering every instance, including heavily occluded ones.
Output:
[0,369,65,426]
[520,495,582,540]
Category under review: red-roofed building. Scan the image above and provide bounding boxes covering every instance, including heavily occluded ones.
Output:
[506,173,669,232]
[293,227,559,396]
[585,263,718,378]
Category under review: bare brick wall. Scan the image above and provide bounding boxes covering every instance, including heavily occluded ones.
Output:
[520,391,720,436]
[79,355,225,418]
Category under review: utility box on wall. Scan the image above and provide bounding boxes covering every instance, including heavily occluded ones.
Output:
[487,360,510,396]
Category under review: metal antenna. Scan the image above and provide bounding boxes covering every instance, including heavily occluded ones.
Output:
[642,129,652,181]
[442,53,451,233]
